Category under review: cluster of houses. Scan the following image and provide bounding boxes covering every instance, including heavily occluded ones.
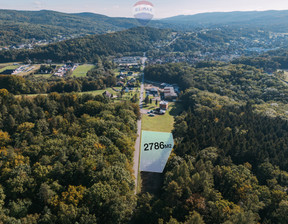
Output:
[12,65,35,75]
[0,35,82,51]
[113,57,145,71]
[113,57,139,66]
[146,83,179,101]
[0,64,35,75]
[54,63,78,77]
[145,83,179,116]
[116,71,138,88]
[113,56,144,66]
[147,29,288,65]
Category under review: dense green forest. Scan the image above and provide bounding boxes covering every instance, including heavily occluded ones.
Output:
[136,62,288,223]
[0,89,140,223]
[232,48,288,72]
[0,27,170,63]
[145,62,288,103]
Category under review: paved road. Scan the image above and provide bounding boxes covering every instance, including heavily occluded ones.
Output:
[133,58,145,194]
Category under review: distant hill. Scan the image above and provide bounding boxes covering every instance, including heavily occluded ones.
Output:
[161,10,288,30]
[0,9,139,32]
[3,9,288,47]
[0,27,171,63]
[0,9,141,46]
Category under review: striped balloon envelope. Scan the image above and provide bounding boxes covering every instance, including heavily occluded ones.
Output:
[133,1,154,26]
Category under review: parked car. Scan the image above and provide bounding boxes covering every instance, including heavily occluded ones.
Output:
[154,108,166,115]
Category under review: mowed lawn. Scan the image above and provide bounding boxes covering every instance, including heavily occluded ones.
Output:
[73,64,94,77]
[142,103,181,133]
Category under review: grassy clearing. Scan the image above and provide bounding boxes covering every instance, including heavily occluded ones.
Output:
[0,62,21,68]
[141,102,181,133]
[79,87,121,96]
[0,65,19,73]
[33,74,52,79]
[73,64,94,77]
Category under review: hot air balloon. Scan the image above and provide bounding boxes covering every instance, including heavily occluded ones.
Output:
[133,1,154,26]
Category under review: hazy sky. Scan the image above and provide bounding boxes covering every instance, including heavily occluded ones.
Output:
[1,0,288,18]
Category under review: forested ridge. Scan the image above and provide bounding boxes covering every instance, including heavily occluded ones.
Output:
[232,48,288,72]
[0,9,140,46]
[0,27,170,63]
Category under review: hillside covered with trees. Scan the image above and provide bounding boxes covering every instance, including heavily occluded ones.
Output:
[0,9,141,46]
[0,27,171,63]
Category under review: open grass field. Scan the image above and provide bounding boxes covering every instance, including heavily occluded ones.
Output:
[79,87,121,96]
[16,87,124,98]
[141,102,182,133]
[73,64,94,77]
[0,65,19,73]
[33,74,52,79]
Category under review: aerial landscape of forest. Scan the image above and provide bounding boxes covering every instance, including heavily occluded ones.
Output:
[1,0,288,223]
